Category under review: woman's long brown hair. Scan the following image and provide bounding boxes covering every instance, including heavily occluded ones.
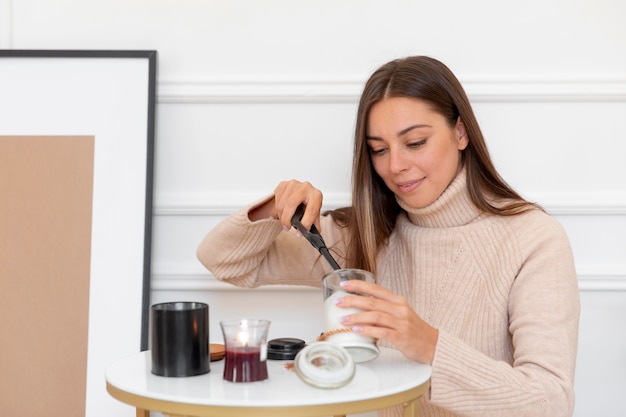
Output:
[331,56,540,274]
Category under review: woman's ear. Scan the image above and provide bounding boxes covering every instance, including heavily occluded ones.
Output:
[455,118,469,150]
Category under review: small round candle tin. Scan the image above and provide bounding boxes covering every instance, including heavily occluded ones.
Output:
[267,338,306,360]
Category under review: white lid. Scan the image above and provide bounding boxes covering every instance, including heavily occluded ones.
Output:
[294,342,355,389]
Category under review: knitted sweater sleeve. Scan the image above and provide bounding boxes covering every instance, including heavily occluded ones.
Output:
[428,213,580,417]
[196,195,344,288]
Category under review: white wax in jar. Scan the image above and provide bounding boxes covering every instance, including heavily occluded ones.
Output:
[324,290,357,330]
[323,290,375,345]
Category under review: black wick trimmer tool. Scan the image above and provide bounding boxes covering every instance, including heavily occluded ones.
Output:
[290,203,342,271]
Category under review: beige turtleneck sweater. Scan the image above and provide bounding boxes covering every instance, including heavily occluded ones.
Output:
[197,169,580,417]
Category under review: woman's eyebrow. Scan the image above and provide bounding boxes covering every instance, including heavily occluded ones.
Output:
[366,124,432,141]
[398,124,432,136]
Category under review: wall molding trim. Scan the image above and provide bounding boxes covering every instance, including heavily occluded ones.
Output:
[158,77,626,104]
[154,192,626,217]
[0,0,13,48]
[151,272,626,292]
[152,273,318,292]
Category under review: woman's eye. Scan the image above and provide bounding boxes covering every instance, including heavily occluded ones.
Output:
[408,139,427,148]
[369,147,387,156]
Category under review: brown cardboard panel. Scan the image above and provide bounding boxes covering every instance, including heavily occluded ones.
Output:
[0,136,94,416]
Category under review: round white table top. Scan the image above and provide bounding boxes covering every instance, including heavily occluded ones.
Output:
[105,347,431,408]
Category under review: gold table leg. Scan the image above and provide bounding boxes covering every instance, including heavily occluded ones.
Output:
[403,399,417,417]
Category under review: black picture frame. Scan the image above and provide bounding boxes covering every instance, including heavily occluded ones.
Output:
[0,49,156,415]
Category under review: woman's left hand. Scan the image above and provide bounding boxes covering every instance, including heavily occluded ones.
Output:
[336,279,439,364]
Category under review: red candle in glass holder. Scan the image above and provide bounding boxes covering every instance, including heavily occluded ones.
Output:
[220,319,270,383]
[223,347,268,383]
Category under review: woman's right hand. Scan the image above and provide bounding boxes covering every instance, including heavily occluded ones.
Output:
[272,180,323,233]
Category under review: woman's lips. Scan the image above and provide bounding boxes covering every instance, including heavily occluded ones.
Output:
[396,178,424,193]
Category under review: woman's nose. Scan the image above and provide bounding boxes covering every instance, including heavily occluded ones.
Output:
[389,148,410,173]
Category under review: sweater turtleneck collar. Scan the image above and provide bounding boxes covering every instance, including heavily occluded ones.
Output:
[396,167,483,228]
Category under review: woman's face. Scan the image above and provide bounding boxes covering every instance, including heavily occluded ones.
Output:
[366,97,468,209]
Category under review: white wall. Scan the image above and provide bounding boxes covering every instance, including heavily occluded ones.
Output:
[3,1,625,416]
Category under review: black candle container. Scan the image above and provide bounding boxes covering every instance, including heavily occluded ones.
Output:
[151,302,210,377]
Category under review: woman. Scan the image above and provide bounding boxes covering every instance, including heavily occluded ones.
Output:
[197,56,580,417]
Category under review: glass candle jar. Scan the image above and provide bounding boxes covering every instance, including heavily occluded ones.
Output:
[321,269,379,363]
